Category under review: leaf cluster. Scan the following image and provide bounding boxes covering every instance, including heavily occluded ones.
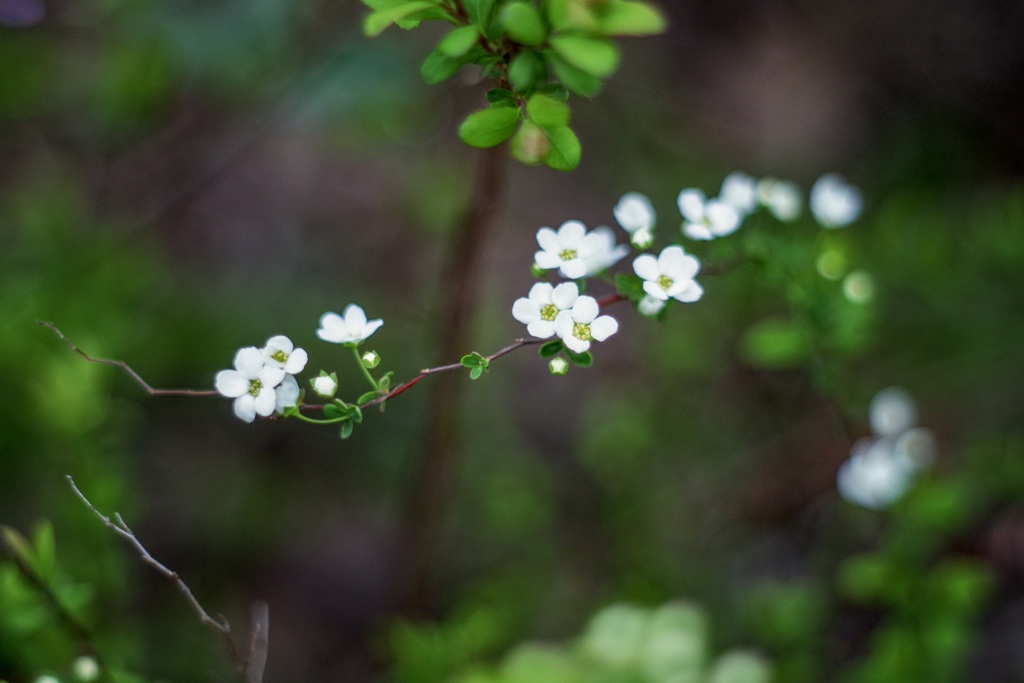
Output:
[361,0,666,170]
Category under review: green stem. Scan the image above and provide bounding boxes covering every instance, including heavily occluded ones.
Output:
[292,412,347,426]
[353,346,379,390]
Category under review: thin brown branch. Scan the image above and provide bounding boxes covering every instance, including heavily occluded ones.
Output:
[65,475,255,676]
[245,601,270,683]
[38,321,218,397]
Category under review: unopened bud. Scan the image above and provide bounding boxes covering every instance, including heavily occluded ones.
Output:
[548,357,569,376]
[630,226,654,250]
[361,351,381,369]
[310,372,338,398]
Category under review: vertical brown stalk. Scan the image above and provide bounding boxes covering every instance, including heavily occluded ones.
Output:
[396,143,507,615]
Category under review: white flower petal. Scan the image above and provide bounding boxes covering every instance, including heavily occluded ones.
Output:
[253,386,277,417]
[233,395,257,423]
[551,282,579,309]
[684,223,714,240]
[562,333,590,354]
[513,298,541,324]
[673,280,704,303]
[527,282,554,303]
[360,318,383,340]
[633,254,661,281]
[259,365,286,388]
[559,259,588,280]
[536,227,561,253]
[526,320,555,338]
[572,296,599,324]
[284,348,308,374]
[590,315,618,341]
[234,347,265,379]
[642,281,670,300]
[553,310,574,338]
[557,220,586,246]
[215,370,250,398]
[677,189,706,222]
[535,251,562,269]
[614,192,655,233]
[343,304,368,332]
[264,335,294,354]
[275,375,300,413]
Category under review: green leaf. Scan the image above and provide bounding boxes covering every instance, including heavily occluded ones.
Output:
[458,107,520,148]
[537,83,569,101]
[486,88,515,105]
[439,25,480,57]
[549,36,620,77]
[527,93,570,127]
[379,372,393,392]
[739,318,813,369]
[350,405,364,424]
[463,0,496,28]
[615,273,646,301]
[364,2,438,37]
[508,50,546,91]
[357,390,378,405]
[837,553,893,604]
[461,353,482,368]
[598,2,667,35]
[539,340,564,358]
[396,7,452,29]
[500,1,548,46]
[1,526,34,571]
[565,349,593,367]
[340,420,355,439]
[543,125,581,171]
[421,48,464,84]
[469,365,484,380]
[548,54,603,96]
[323,403,345,419]
[32,521,55,581]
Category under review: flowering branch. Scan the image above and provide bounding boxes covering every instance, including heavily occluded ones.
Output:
[66,475,267,682]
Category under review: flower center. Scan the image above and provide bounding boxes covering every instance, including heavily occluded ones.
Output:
[657,275,674,291]
[248,379,263,397]
[541,303,559,321]
[271,350,288,363]
[559,248,578,261]
[572,322,592,341]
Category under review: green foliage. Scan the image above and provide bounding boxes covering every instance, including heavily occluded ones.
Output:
[461,352,491,379]
[359,0,667,168]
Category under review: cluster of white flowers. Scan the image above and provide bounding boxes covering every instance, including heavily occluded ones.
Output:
[678,172,863,241]
[215,304,382,422]
[837,387,936,509]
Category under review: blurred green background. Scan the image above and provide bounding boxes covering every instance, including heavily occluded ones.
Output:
[2,1,1024,681]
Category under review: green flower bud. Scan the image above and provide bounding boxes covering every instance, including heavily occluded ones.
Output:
[549,357,569,376]
[361,350,381,369]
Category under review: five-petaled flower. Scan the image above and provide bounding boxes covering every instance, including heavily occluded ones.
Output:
[534,220,604,279]
[261,335,308,374]
[633,245,704,303]
[215,347,288,423]
[553,295,618,353]
[513,282,580,339]
[317,304,383,345]
[678,189,741,241]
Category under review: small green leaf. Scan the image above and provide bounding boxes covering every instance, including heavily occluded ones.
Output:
[463,0,496,28]
[539,340,564,358]
[396,7,451,29]
[550,36,620,77]
[340,420,355,439]
[439,25,480,57]
[598,2,667,36]
[469,365,484,380]
[537,83,569,101]
[508,50,546,91]
[364,2,437,37]
[458,107,521,148]
[486,88,515,105]
[357,390,378,405]
[323,403,345,419]
[32,521,55,581]
[350,405,364,424]
[548,54,603,96]
[281,405,301,418]
[565,349,593,367]
[543,125,581,171]
[461,353,481,368]
[527,93,570,127]
[500,1,547,46]
[379,372,393,392]
[615,273,646,301]
[421,48,464,84]
[739,318,813,369]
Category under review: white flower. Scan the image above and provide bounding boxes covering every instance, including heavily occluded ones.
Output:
[632,245,704,302]
[73,656,100,682]
[719,172,758,216]
[810,174,863,228]
[317,304,383,345]
[637,294,666,317]
[310,372,338,398]
[756,178,802,221]
[613,192,655,233]
[837,438,913,509]
[512,282,579,338]
[553,295,618,353]
[584,226,629,275]
[869,387,917,437]
[534,220,605,279]
[678,188,740,240]
[274,374,300,414]
[215,347,287,423]
[261,335,308,374]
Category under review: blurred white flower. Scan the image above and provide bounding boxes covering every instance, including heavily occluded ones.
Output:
[756,178,802,221]
[584,226,630,275]
[317,304,383,345]
[73,656,100,682]
[678,188,740,240]
[534,220,604,279]
[553,295,618,353]
[215,347,287,423]
[261,335,308,375]
[719,172,758,216]
[512,282,579,339]
[869,387,917,437]
[810,174,863,228]
[274,374,300,414]
[638,294,666,317]
[633,245,703,302]
[613,192,655,234]
[837,438,913,509]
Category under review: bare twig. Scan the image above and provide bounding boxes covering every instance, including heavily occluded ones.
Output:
[65,475,267,679]
[38,321,218,397]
